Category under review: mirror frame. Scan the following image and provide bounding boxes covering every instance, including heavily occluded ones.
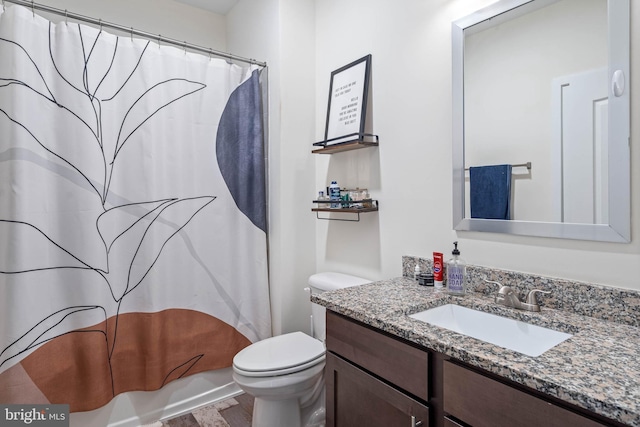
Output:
[452,0,630,242]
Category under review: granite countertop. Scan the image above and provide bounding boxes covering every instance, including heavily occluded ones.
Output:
[312,277,640,426]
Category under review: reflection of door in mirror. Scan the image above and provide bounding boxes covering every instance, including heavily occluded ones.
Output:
[551,68,608,225]
[463,0,607,222]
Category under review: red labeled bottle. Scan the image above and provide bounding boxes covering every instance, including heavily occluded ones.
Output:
[433,252,444,288]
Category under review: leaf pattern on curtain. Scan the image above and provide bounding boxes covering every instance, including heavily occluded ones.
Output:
[0,5,270,412]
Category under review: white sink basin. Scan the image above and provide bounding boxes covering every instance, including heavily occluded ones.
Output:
[409,304,572,357]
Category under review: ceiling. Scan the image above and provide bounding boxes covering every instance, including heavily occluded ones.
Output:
[173,0,239,15]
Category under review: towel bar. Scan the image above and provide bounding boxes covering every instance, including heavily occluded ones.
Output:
[465,162,531,171]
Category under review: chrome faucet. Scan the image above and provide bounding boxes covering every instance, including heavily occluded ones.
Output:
[484,280,550,312]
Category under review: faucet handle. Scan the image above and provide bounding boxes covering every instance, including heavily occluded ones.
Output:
[489,281,516,297]
[525,289,551,305]
[497,285,515,295]
[484,279,507,301]
[484,279,514,301]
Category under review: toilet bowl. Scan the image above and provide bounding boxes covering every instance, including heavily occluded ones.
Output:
[232,272,372,427]
[232,332,326,427]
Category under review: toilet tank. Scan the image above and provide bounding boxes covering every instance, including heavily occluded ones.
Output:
[308,272,372,342]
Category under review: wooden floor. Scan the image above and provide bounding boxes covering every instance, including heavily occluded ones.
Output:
[160,393,254,427]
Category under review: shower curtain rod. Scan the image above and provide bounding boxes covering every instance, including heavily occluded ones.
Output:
[1,0,267,67]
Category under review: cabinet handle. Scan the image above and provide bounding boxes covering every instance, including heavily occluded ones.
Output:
[411,415,423,427]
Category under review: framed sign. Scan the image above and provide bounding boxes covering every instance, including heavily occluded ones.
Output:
[322,54,372,146]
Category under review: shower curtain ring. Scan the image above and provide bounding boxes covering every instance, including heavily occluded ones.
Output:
[98,18,102,33]
[158,34,161,48]
[130,27,133,42]
[64,9,68,25]
[183,41,187,55]
[209,48,212,61]
[31,0,34,18]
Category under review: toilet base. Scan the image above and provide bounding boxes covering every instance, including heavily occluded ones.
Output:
[251,386,325,427]
[234,363,325,427]
[252,397,301,427]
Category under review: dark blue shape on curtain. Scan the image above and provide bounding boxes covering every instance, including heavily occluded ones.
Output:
[469,164,512,220]
[216,70,267,233]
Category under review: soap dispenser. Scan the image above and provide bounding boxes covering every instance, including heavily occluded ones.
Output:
[446,241,466,295]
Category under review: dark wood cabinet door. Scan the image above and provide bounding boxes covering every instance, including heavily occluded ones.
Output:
[326,352,429,427]
[326,310,429,401]
[443,417,465,427]
[444,361,611,427]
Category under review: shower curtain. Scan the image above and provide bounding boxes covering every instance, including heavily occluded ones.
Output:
[0,5,271,412]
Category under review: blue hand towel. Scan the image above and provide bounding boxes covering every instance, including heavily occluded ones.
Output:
[469,164,512,220]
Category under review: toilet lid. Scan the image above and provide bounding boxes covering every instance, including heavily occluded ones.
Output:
[233,332,325,377]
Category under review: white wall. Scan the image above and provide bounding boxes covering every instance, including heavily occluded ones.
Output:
[273,0,317,335]
[314,0,640,291]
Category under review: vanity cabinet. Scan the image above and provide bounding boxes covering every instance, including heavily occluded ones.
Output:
[326,353,429,426]
[325,311,430,427]
[326,310,624,427]
[443,361,611,427]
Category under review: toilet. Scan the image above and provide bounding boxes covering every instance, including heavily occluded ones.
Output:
[232,272,372,427]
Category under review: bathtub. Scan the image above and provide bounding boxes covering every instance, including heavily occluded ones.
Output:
[69,368,241,427]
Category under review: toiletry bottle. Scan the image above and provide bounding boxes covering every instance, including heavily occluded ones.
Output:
[318,191,329,208]
[433,252,444,288]
[329,181,340,208]
[446,242,466,295]
[363,189,372,208]
[414,263,421,280]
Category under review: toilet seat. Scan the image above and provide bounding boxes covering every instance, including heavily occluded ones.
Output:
[233,331,325,377]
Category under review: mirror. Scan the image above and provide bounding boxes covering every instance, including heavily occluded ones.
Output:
[452,0,630,242]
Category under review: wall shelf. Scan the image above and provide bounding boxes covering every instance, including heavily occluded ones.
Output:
[312,133,379,154]
[311,200,378,222]
[312,140,378,154]
[312,133,379,221]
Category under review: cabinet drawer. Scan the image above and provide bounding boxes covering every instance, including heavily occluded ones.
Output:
[443,361,609,427]
[326,311,429,401]
[326,352,429,427]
